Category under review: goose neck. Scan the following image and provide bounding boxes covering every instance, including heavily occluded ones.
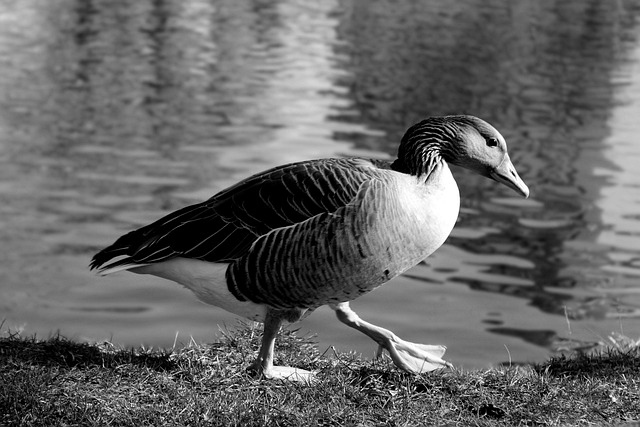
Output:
[391,143,445,181]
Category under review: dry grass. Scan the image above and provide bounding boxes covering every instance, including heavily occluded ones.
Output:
[1,323,639,426]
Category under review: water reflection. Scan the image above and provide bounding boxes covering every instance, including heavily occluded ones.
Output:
[1,0,640,368]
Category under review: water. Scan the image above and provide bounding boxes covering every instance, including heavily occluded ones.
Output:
[2,0,640,369]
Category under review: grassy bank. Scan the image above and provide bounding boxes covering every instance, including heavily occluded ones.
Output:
[1,325,639,426]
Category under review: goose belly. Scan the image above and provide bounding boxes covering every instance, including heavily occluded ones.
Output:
[132,259,268,321]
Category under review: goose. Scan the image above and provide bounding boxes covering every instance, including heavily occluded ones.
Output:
[90,115,529,381]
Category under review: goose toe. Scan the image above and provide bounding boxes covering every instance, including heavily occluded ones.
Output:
[249,364,317,384]
[383,339,452,373]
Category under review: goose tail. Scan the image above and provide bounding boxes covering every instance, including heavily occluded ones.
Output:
[90,255,150,276]
[89,230,150,275]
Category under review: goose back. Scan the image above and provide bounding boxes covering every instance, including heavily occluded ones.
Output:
[90,158,391,272]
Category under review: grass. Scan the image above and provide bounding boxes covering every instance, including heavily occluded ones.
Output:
[1,324,639,426]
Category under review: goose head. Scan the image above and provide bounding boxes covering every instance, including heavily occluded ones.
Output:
[397,115,530,198]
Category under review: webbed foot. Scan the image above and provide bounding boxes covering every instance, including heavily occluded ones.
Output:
[333,302,453,374]
[377,340,452,373]
[248,362,317,383]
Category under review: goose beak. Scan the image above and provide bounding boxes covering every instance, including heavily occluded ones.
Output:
[490,153,529,198]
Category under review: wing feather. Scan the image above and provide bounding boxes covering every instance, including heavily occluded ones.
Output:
[90,158,391,273]
[226,178,394,308]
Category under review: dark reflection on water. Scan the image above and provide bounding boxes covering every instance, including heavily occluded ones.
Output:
[2,0,640,368]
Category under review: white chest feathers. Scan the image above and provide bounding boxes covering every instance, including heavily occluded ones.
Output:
[403,164,460,256]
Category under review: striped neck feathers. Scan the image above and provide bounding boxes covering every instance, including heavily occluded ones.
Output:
[391,117,462,179]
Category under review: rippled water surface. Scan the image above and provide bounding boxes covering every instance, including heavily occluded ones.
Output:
[2,0,640,368]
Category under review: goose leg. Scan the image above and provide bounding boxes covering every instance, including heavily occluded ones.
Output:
[247,308,316,382]
[331,302,452,373]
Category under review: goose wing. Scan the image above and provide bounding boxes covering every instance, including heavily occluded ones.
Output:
[226,177,395,308]
[90,157,390,272]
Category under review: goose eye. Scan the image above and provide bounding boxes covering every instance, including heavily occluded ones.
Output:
[486,137,498,147]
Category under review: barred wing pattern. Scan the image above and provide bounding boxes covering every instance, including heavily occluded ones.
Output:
[227,178,403,309]
[89,158,391,274]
